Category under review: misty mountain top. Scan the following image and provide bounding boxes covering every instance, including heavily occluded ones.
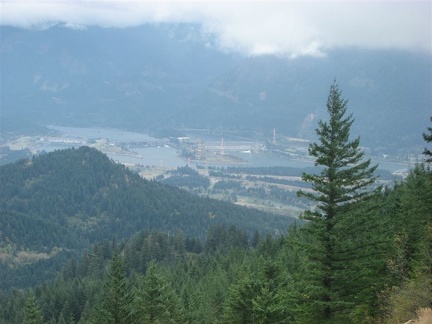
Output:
[1,1,430,57]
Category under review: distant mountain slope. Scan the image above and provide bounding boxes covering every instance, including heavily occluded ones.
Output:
[181,51,431,151]
[0,25,241,133]
[1,25,430,152]
[0,147,293,255]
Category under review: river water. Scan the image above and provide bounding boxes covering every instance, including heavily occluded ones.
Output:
[45,126,413,173]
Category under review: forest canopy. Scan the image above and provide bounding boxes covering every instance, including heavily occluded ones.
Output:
[0,95,431,323]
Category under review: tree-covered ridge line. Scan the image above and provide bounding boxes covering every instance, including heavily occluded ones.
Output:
[1,162,430,323]
[0,146,296,291]
[0,85,431,323]
[0,146,294,248]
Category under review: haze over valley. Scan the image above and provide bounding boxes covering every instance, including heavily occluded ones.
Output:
[0,2,431,323]
[1,21,431,160]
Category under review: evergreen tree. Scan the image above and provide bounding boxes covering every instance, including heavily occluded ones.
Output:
[133,260,183,323]
[251,261,290,324]
[297,81,378,321]
[95,253,134,324]
[57,312,67,324]
[223,260,291,324]
[389,165,432,277]
[223,273,260,323]
[423,116,432,162]
[23,293,43,324]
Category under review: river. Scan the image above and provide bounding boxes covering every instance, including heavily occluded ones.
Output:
[45,126,413,173]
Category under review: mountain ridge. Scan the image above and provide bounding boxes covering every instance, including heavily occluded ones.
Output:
[0,146,295,289]
[0,146,294,253]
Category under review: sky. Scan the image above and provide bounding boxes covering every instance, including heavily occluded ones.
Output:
[0,1,431,57]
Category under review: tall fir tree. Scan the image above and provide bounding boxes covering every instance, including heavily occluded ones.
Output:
[223,271,260,323]
[297,81,379,322]
[133,260,183,323]
[391,164,432,276]
[23,293,43,324]
[223,260,292,324]
[95,253,134,324]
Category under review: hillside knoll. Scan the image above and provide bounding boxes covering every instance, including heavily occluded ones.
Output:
[0,147,294,254]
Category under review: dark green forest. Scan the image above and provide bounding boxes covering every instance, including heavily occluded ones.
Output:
[0,163,431,323]
[0,84,431,323]
[0,146,295,291]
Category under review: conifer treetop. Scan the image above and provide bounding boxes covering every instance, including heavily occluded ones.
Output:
[299,81,378,219]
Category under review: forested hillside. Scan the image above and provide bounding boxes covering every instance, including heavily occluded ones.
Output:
[0,146,295,290]
[0,164,430,323]
[0,89,431,323]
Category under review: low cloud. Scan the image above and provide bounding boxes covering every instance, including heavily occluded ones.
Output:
[1,1,430,57]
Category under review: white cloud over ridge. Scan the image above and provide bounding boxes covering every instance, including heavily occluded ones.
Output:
[1,1,430,57]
